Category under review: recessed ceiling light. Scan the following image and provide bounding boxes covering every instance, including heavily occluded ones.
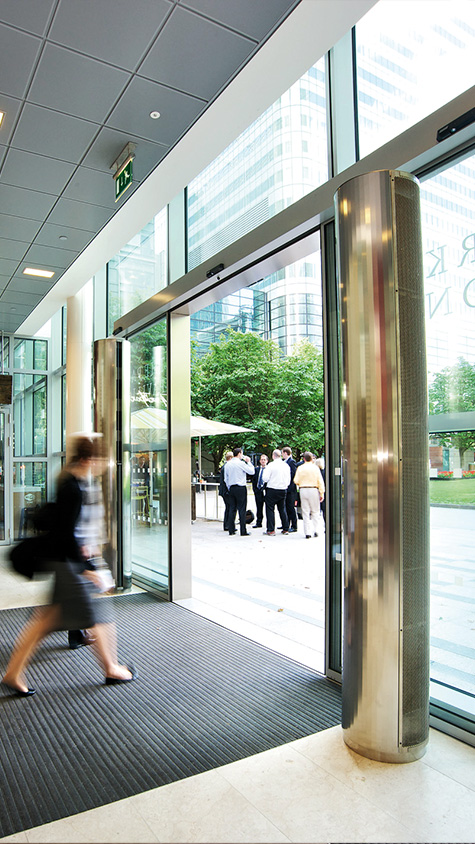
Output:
[10,307,16,312]
[59,235,68,241]
[0,112,4,128]
[23,267,55,278]
[150,111,161,119]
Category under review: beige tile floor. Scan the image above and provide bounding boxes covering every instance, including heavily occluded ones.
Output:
[0,726,474,843]
[1,544,475,843]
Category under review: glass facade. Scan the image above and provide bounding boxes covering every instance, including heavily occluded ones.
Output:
[187,58,327,270]
[421,152,475,700]
[191,250,323,358]
[355,0,475,158]
[107,209,168,335]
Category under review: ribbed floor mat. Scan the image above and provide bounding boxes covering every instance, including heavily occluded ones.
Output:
[0,593,341,837]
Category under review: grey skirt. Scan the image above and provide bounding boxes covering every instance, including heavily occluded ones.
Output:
[50,560,111,630]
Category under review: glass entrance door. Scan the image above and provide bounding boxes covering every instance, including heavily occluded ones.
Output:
[128,319,169,596]
[0,410,8,544]
[421,150,475,733]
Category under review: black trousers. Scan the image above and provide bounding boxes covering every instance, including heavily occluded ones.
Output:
[254,488,265,526]
[285,486,298,530]
[228,484,248,535]
[220,491,232,531]
[265,487,288,533]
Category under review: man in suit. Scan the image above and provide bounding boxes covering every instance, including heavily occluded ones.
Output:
[251,453,268,529]
[282,446,298,533]
[261,449,290,536]
[218,452,233,531]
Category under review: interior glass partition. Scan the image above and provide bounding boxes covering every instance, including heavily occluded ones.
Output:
[0,410,6,542]
[421,150,475,729]
[128,319,169,596]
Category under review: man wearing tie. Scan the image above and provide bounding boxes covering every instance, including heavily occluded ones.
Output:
[251,453,268,529]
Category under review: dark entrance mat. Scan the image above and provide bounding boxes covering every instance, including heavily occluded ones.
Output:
[0,593,341,837]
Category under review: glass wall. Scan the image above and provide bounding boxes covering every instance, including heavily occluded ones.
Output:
[191,247,323,359]
[107,208,168,335]
[187,57,327,270]
[11,338,48,539]
[128,319,168,595]
[421,151,475,704]
[355,0,475,158]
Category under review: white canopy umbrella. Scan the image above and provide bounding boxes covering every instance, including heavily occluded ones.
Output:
[131,407,255,477]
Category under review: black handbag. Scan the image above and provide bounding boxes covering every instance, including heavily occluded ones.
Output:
[9,535,49,580]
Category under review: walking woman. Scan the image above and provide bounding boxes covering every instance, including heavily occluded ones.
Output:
[2,435,135,697]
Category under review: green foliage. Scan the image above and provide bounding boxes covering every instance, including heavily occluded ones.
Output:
[428,357,475,464]
[191,330,324,470]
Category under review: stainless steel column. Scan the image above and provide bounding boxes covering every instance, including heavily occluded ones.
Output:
[93,337,131,589]
[335,170,429,762]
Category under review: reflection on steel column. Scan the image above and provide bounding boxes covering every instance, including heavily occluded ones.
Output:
[335,170,429,762]
[93,338,131,589]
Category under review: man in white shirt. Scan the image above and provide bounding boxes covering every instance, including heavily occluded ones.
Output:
[224,447,255,536]
[261,449,290,535]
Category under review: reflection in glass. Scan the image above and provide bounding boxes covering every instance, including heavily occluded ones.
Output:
[128,320,168,595]
[356,1,475,158]
[12,460,46,540]
[107,209,167,335]
[13,374,47,457]
[187,58,327,270]
[422,153,475,703]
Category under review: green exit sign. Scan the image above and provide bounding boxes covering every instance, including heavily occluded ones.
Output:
[114,157,133,201]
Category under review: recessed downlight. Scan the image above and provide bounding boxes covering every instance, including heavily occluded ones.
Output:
[59,235,68,241]
[150,111,161,119]
[23,267,55,278]
[0,112,4,128]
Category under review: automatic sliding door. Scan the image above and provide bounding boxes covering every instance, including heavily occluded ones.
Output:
[422,151,475,734]
[128,320,169,596]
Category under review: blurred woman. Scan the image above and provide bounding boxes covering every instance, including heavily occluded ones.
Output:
[2,435,135,697]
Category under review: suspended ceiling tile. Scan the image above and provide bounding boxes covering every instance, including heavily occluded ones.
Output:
[0,213,42,243]
[50,0,173,70]
[0,184,57,220]
[0,237,28,260]
[182,0,296,41]
[139,7,254,101]
[0,315,23,332]
[7,276,55,295]
[0,95,23,145]
[0,273,10,292]
[0,24,42,98]
[23,243,78,269]
[1,302,33,317]
[107,75,204,146]
[11,103,99,164]
[83,127,168,180]
[62,165,127,209]
[1,148,76,194]
[0,257,20,275]
[47,197,114,231]
[1,289,43,307]
[0,0,56,35]
[28,43,131,123]
[32,223,94,252]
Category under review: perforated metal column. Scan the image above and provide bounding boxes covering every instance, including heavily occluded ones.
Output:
[335,170,429,762]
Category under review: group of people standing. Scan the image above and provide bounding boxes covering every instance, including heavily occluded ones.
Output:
[219,447,325,539]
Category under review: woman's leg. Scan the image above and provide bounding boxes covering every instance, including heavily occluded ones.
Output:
[2,605,60,693]
[90,623,133,681]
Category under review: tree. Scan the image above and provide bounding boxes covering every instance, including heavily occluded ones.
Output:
[428,357,475,465]
[191,330,324,470]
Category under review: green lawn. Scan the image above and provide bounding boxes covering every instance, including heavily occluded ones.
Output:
[430,478,475,506]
